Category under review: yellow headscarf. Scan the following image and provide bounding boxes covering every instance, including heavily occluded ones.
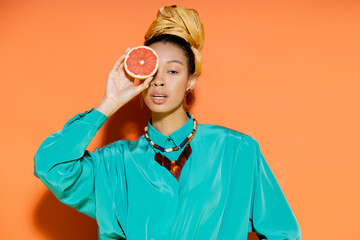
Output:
[144,5,205,75]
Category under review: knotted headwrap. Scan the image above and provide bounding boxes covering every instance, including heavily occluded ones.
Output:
[144,5,205,75]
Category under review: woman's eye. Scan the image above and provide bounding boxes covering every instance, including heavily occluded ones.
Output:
[168,70,178,74]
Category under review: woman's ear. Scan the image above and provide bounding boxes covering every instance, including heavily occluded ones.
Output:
[187,73,198,91]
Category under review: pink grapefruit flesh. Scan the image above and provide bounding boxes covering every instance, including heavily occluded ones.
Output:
[124,46,159,79]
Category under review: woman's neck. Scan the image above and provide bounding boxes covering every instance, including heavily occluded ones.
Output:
[151,107,189,136]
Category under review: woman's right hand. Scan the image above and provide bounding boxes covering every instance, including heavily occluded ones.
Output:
[95,47,153,117]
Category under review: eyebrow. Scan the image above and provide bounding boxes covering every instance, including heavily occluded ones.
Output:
[166,60,183,65]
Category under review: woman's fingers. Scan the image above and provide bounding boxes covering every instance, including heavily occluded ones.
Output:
[111,61,126,79]
[134,77,153,94]
[112,47,131,71]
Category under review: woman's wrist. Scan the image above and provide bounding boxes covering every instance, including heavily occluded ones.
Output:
[94,97,122,117]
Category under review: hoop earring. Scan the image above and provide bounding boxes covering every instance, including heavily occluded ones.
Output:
[183,89,195,111]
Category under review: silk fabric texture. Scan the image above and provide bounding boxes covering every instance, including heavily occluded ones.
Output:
[34,109,301,240]
[144,5,204,75]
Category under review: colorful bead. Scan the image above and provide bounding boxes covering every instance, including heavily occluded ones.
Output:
[145,117,198,181]
[144,118,197,153]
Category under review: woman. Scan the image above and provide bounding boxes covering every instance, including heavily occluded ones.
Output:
[34,5,301,240]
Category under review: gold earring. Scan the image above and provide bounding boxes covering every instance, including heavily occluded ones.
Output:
[183,89,195,111]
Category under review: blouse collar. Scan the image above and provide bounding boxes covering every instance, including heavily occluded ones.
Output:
[147,112,194,147]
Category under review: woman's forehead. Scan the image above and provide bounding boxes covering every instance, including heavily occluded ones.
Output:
[148,42,187,63]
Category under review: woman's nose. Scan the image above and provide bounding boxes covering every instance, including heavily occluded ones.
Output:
[151,72,166,87]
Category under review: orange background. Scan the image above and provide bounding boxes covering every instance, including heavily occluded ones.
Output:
[1,0,359,239]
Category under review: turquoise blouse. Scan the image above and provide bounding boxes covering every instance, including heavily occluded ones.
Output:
[34,108,301,240]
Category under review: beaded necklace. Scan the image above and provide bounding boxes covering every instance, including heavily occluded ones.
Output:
[144,118,197,181]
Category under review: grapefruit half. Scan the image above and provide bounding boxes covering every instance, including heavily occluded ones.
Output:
[124,46,159,79]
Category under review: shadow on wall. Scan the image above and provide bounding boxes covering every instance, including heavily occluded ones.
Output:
[101,95,151,146]
[33,191,98,239]
[33,96,151,239]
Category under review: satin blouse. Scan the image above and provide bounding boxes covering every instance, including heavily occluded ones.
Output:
[34,108,301,240]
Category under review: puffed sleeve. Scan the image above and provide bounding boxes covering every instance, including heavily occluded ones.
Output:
[249,139,302,240]
[34,108,108,219]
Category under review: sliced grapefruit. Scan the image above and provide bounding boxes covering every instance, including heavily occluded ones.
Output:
[124,46,159,79]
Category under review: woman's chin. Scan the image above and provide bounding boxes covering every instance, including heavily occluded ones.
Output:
[149,107,173,114]
[146,103,184,115]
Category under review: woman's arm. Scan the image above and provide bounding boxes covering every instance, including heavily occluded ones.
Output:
[34,47,153,217]
[34,108,107,218]
[250,139,302,240]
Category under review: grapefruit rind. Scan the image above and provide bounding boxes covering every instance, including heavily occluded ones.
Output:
[124,46,159,80]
